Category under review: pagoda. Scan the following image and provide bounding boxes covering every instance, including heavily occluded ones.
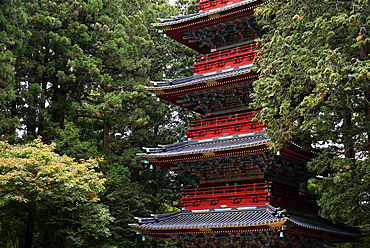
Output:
[130,0,363,247]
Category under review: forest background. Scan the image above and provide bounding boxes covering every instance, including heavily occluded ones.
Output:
[0,0,369,247]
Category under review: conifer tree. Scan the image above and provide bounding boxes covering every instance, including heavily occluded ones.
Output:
[0,0,198,246]
[0,0,27,141]
[252,0,370,229]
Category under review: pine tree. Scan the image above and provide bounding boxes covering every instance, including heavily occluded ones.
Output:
[251,0,370,233]
[0,0,199,246]
[0,0,27,141]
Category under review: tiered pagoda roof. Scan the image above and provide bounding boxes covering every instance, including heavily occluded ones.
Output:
[150,0,264,117]
[149,64,254,90]
[140,130,316,191]
[149,66,257,116]
[140,130,269,159]
[140,130,314,164]
[154,0,264,54]
[130,204,363,246]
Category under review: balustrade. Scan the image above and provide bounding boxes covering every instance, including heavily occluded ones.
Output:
[181,182,318,214]
[184,182,267,198]
[192,42,259,74]
[187,111,265,139]
[190,111,254,129]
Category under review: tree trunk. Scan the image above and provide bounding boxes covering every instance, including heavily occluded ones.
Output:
[103,119,109,156]
[23,203,35,248]
[359,42,369,61]
[343,110,354,159]
[51,84,66,130]
[364,85,370,153]
[26,105,37,141]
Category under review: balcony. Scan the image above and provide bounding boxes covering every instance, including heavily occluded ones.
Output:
[181,182,319,214]
[187,111,265,140]
[198,0,246,12]
[192,42,259,75]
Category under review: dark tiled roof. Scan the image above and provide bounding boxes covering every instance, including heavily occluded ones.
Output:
[152,0,260,27]
[139,130,269,158]
[288,214,363,236]
[130,205,363,237]
[131,205,283,230]
[148,64,254,91]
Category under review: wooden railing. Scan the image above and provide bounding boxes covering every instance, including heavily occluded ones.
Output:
[181,182,318,214]
[187,111,264,139]
[183,182,267,198]
[198,0,245,11]
[190,111,255,129]
[192,42,259,74]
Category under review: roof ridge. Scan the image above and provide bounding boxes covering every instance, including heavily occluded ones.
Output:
[146,65,255,91]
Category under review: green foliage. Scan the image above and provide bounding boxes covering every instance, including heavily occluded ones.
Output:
[175,0,200,15]
[51,121,100,160]
[253,0,370,153]
[0,138,113,247]
[252,0,370,243]
[0,43,18,141]
[0,0,199,247]
[309,157,370,225]
[0,0,27,141]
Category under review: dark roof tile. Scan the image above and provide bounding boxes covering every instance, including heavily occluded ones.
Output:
[130,205,363,237]
[138,130,269,158]
[147,64,254,91]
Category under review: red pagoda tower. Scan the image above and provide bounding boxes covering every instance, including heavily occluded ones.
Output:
[130,0,363,247]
